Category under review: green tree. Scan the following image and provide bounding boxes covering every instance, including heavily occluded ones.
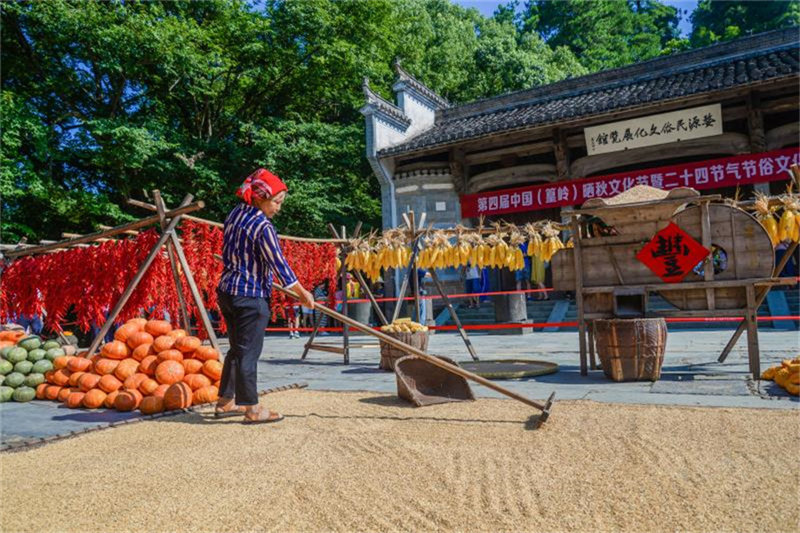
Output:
[689,0,800,47]
[521,0,682,71]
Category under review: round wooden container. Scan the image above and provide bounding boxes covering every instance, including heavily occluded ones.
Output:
[593,318,667,382]
[379,331,429,371]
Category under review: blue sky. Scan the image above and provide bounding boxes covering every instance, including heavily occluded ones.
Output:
[454,0,698,36]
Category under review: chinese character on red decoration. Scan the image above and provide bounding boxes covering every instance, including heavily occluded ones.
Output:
[636,223,709,283]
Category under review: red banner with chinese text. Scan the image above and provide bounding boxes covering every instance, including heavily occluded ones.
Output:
[460,147,800,218]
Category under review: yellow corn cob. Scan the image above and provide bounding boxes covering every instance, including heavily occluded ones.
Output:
[778,210,794,242]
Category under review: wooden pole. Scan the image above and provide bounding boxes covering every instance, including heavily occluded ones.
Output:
[429,269,480,361]
[571,217,588,375]
[717,240,798,363]
[86,195,195,357]
[273,284,555,414]
[127,198,347,243]
[166,228,220,352]
[153,191,193,334]
[4,202,205,258]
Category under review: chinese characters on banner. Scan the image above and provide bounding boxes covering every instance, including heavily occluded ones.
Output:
[459,147,800,218]
[636,223,709,283]
[584,103,723,155]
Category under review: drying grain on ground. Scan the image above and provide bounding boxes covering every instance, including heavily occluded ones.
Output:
[1,389,798,533]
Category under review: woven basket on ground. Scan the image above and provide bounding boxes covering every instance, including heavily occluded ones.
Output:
[593,318,667,382]
[379,331,429,371]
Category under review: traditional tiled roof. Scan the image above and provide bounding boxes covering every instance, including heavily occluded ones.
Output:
[378,28,800,157]
[362,78,411,126]
[393,60,450,109]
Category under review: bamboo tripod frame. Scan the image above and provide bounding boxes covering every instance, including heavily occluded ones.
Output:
[80,192,221,357]
[301,211,480,364]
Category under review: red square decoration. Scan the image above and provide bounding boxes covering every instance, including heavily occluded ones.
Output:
[636,222,709,283]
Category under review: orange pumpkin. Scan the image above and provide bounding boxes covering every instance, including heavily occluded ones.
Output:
[101,340,130,360]
[78,373,101,392]
[125,317,147,330]
[152,384,170,398]
[193,385,219,405]
[164,382,193,410]
[93,358,119,376]
[126,331,154,350]
[68,371,86,388]
[167,329,187,339]
[214,380,220,388]
[131,343,154,361]
[183,358,203,374]
[0,340,16,349]
[67,357,92,373]
[104,389,120,408]
[53,356,71,370]
[145,320,172,337]
[183,373,212,391]
[45,385,62,401]
[175,336,201,353]
[35,383,48,399]
[139,395,165,415]
[114,358,140,381]
[157,349,183,363]
[82,389,107,409]
[139,378,159,396]
[114,389,143,411]
[113,323,140,343]
[193,346,220,362]
[139,355,159,376]
[52,368,71,387]
[98,374,122,394]
[65,391,86,409]
[155,360,184,385]
[202,360,223,381]
[44,370,55,383]
[153,335,176,353]
[123,373,148,391]
[57,387,75,403]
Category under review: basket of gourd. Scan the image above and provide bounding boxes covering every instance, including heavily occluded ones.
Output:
[378,318,429,371]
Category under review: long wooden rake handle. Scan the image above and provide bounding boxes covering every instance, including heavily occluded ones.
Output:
[273,284,555,414]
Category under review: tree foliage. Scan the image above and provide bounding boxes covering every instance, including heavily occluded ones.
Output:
[689,0,800,47]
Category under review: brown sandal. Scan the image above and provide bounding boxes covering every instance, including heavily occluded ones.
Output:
[243,407,284,425]
[214,398,247,418]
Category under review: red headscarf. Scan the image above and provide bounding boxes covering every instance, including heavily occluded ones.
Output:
[236,168,288,205]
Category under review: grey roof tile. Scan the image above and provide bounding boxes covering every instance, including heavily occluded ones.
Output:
[379,28,800,157]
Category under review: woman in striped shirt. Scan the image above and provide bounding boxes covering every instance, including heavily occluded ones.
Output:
[215,168,315,424]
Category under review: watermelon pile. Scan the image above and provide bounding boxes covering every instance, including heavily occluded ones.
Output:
[0,336,66,403]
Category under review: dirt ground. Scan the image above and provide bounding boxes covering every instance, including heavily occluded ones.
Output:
[1,389,798,533]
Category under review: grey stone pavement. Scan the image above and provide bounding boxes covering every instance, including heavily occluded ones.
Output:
[1,329,797,446]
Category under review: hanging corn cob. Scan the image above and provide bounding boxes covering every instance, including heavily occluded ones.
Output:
[539,222,565,262]
[778,193,800,244]
[754,192,780,247]
[523,223,543,259]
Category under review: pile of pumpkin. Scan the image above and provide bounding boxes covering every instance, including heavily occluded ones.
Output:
[38,318,223,414]
[760,356,800,396]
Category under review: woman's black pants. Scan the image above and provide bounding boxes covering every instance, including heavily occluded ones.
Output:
[216,290,270,406]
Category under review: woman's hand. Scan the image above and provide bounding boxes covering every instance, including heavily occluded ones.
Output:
[292,284,315,309]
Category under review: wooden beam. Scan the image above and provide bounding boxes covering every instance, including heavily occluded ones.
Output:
[4,202,205,258]
[127,198,347,243]
[553,127,570,181]
[154,190,193,334]
[464,140,553,165]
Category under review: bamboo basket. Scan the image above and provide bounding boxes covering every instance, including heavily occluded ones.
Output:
[379,331,429,371]
[593,318,667,382]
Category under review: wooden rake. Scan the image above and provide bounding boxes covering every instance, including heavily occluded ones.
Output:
[273,284,556,428]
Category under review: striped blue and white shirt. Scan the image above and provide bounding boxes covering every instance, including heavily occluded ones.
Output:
[218,203,299,298]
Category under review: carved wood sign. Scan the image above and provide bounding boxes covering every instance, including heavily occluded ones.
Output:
[584,104,723,155]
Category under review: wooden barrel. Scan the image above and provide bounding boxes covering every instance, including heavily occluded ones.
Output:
[593,318,667,382]
[379,331,429,371]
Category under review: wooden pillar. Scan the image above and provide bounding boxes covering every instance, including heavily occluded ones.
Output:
[571,217,588,375]
[746,92,766,153]
[554,128,571,182]
[450,147,468,195]
[745,284,760,379]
